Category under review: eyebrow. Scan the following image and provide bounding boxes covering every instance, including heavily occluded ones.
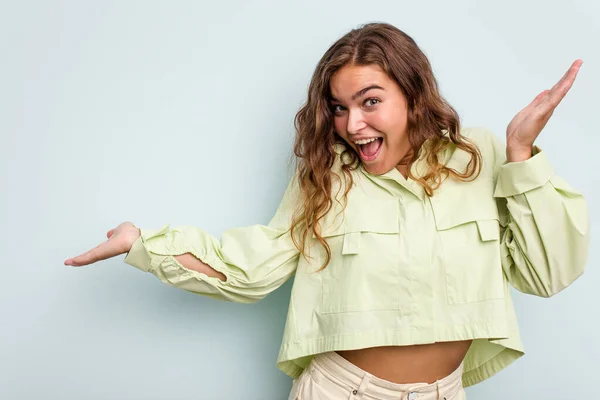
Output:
[330,84,385,102]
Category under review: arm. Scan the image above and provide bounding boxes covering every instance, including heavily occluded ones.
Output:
[489,132,590,297]
[174,253,226,281]
[123,174,302,303]
[65,173,302,303]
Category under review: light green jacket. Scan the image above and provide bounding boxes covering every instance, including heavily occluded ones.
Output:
[125,127,589,387]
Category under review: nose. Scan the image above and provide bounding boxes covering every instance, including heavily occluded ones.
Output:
[347,109,366,135]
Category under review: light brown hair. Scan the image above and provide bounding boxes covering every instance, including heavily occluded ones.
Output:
[290,22,481,269]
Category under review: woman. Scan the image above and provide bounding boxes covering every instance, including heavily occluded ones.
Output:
[65,23,589,399]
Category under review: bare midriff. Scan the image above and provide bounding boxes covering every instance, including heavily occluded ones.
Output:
[336,340,473,384]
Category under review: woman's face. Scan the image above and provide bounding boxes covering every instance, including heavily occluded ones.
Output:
[330,64,410,176]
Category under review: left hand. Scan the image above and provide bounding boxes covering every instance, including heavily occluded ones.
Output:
[505,59,583,162]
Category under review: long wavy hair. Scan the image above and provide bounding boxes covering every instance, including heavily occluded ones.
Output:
[290,22,481,270]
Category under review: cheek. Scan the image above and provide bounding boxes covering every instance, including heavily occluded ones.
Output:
[333,117,347,138]
[365,112,391,134]
[371,108,407,140]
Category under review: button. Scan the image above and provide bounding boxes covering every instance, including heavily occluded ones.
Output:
[408,392,417,400]
[352,389,358,395]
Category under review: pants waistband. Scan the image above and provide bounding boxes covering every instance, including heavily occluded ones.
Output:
[309,351,464,399]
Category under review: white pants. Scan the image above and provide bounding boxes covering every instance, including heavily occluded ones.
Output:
[289,352,466,400]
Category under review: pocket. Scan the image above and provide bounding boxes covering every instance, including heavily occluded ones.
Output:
[289,371,310,400]
[318,197,401,314]
[429,179,505,305]
[290,366,352,400]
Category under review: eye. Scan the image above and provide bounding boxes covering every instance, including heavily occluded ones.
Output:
[331,104,346,114]
[364,98,380,108]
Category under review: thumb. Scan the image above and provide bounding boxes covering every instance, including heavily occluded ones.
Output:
[530,89,550,108]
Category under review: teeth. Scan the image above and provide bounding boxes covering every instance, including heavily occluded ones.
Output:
[354,138,378,145]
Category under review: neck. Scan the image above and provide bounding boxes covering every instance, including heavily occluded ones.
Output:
[396,164,409,179]
[395,146,415,179]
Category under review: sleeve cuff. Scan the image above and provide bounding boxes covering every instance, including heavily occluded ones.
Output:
[123,224,172,272]
[124,235,153,272]
[493,146,554,198]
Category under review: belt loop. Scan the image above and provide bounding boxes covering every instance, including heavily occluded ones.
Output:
[435,381,448,400]
[350,373,371,399]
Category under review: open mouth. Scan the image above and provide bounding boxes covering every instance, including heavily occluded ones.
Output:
[356,137,383,162]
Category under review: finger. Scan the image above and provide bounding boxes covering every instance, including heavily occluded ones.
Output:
[520,90,551,119]
[507,107,529,134]
[531,90,550,107]
[542,59,583,110]
[550,59,582,93]
[64,241,114,267]
[509,90,549,132]
[107,229,114,239]
[548,60,582,97]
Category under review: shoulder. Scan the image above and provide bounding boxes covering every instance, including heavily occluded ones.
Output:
[458,126,505,178]
[460,126,503,152]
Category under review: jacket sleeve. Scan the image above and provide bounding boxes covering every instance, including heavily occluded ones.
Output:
[123,173,302,303]
[487,131,590,297]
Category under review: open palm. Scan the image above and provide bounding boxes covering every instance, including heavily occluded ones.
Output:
[64,221,140,267]
[506,59,583,160]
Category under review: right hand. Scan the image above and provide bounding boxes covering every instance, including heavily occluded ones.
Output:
[64,221,141,267]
